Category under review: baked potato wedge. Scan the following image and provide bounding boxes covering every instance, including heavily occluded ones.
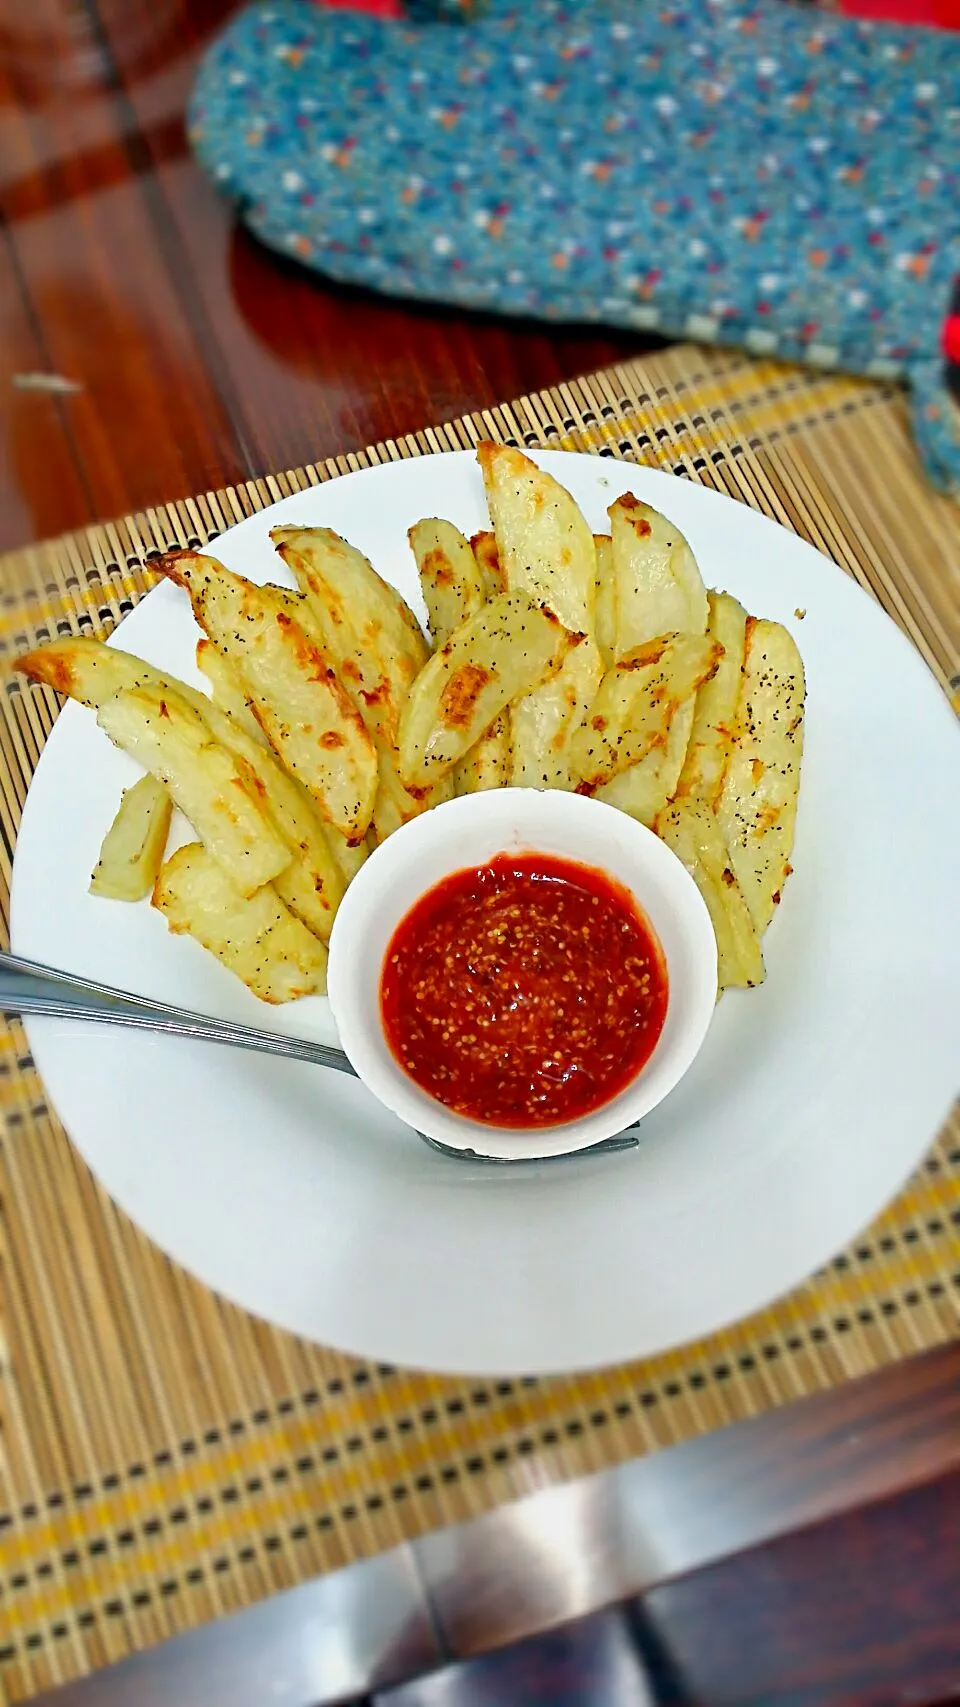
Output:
[572,633,722,790]
[598,696,698,820]
[594,534,616,669]
[16,634,163,707]
[716,618,805,933]
[195,638,268,746]
[153,843,328,1003]
[470,530,505,599]
[19,631,345,937]
[478,444,601,790]
[608,494,708,654]
[17,635,209,730]
[398,592,578,791]
[454,716,510,795]
[509,641,604,791]
[657,798,765,990]
[676,591,748,806]
[158,550,377,842]
[324,824,373,883]
[408,517,509,795]
[97,685,290,897]
[595,751,674,828]
[370,747,452,841]
[408,518,485,649]
[192,652,345,937]
[269,529,440,837]
[271,525,427,744]
[89,773,173,902]
[478,441,596,634]
[593,695,697,824]
[190,696,344,941]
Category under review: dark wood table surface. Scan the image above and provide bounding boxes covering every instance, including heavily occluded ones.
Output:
[3,5,960,1705]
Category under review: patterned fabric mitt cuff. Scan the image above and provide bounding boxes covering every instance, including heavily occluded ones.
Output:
[910,358,960,494]
[404,0,483,18]
[909,272,960,495]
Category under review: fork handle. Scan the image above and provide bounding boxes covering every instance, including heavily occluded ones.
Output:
[0,949,356,1075]
[0,950,639,1160]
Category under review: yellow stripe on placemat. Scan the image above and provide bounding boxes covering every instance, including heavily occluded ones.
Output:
[1,344,958,1705]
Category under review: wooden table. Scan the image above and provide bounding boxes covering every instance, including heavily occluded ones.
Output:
[3,5,959,1704]
[0,0,643,556]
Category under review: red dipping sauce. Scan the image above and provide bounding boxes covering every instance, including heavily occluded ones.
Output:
[380,852,668,1129]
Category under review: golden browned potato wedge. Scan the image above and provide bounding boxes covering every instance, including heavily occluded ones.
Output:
[189,652,343,942]
[372,747,453,841]
[18,635,212,732]
[195,638,268,746]
[269,529,439,837]
[20,630,357,932]
[594,698,699,823]
[271,525,427,745]
[608,494,708,655]
[657,799,765,990]
[676,592,748,806]
[279,528,428,670]
[594,534,616,669]
[661,700,697,797]
[408,519,485,649]
[478,443,602,790]
[715,618,805,934]
[454,716,510,795]
[89,773,173,902]
[478,441,596,632]
[369,762,409,842]
[153,843,327,1003]
[572,633,722,790]
[508,642,603,791]
[598,695,697,820]
[470,530,505,599]
[185,652,345,936]
[592,497,710,813]
[18,631,347,936]
[325,824,373,883]
[398,592,577,791]
[16,635,163,706]
[97,685,290,898]
[192,697,344,941]
[158,551,377,843]
[595,751,673,827]
[408,519,509,795]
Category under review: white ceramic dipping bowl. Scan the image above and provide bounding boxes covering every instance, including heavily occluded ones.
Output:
[327,789,718,1161]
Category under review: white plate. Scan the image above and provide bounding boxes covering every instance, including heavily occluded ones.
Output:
[11,452,960,1375]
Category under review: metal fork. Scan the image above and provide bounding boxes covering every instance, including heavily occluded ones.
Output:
[0,950,638,1163]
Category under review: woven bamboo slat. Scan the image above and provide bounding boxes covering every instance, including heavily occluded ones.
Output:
[1,344,957,1705]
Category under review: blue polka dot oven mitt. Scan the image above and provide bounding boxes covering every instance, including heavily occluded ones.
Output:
[189,0,960,491]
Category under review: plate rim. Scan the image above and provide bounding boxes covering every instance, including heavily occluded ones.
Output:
[10,449,960,1374]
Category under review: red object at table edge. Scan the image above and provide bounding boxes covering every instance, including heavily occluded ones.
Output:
[311,0,406,15]
[834,0,960,23]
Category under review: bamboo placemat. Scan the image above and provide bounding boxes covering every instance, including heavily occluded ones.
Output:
[1,344,958,1705]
